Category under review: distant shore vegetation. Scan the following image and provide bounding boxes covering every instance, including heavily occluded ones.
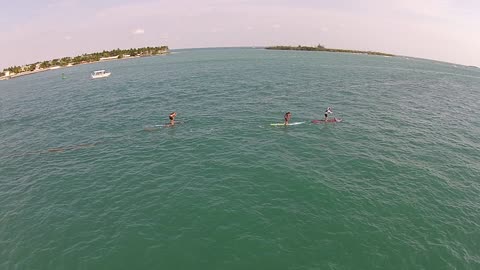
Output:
[265,44,395,57]
[1,46,169,79]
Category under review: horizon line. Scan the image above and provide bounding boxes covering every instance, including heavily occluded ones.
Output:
[2,45,478,72]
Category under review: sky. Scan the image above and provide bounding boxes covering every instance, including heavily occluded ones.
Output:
[1,0,479,68]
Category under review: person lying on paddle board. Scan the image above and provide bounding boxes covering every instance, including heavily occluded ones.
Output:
[324,107,333,121]
[284,112,291,125]
[169,112,177,125]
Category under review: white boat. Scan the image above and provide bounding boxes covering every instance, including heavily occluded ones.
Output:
[91,70,111,79]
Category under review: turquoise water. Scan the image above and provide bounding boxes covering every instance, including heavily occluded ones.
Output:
[1,48,479,269]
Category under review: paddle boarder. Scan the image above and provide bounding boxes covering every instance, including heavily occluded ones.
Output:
[169,112,177,126]
[284,112,291,125]
[324,107,333,121]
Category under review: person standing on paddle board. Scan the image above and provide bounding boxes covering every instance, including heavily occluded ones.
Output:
[169,112,177,126]
[284,112,291,125]
[324,107,333,121]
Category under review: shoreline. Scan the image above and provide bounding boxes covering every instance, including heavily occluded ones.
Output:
[265,45,395,57]
[1,52,169,81]
[1,46,169,81]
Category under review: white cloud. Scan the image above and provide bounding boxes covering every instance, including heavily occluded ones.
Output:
[132,28,145,35]
[64,35,72,40]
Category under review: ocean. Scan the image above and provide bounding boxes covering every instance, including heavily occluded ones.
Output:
[1,48,479,269]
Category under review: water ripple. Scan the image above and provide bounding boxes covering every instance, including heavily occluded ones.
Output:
[1,49,479,270]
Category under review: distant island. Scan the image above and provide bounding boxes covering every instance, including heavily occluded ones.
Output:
[265,45,395,57]
[0,46,169,80]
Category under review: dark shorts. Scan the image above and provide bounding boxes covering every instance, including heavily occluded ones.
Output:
[169,116,174,120]
[324,113,328,118]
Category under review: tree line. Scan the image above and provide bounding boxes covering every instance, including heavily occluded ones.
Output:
[2,46,169,75]
[265,45,394,57]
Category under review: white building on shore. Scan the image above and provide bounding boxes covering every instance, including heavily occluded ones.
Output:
[0,70,10,80]
[100,56,119,61]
